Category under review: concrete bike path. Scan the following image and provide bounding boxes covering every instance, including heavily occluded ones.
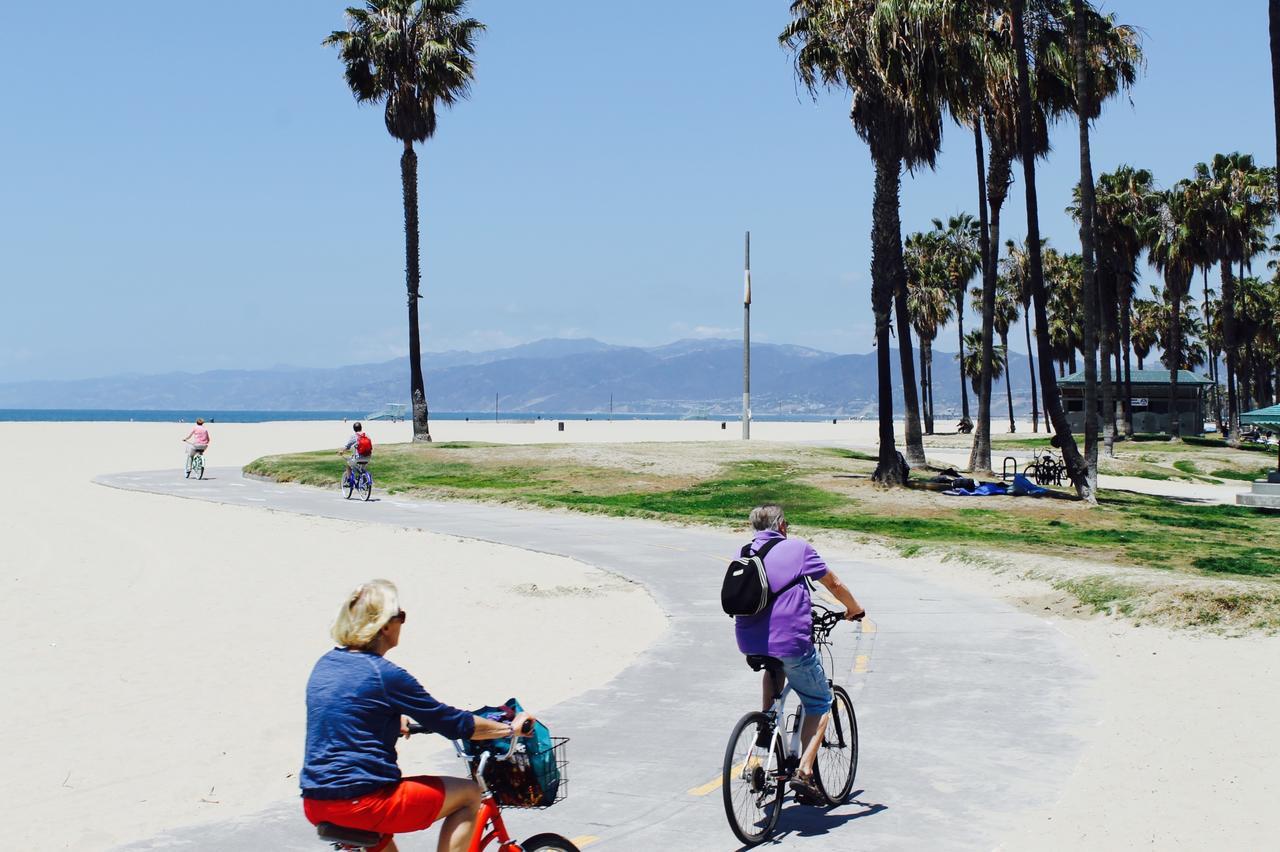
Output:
[99,469,1091,851]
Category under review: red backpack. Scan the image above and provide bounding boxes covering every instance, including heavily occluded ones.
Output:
[355,433,373,456]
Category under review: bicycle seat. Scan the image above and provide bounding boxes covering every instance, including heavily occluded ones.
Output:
[745,654,784,676]
[315,822,383,848]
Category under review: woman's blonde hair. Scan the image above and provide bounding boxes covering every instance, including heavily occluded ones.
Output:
[332,579,400,649]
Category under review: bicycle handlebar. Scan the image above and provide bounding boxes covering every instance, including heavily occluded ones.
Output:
[409,719,536,764]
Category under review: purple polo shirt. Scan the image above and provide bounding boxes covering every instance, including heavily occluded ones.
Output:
[733,530,829,658]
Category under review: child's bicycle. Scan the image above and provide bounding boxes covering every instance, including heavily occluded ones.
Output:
[341,461,373,501]
[315,720,578,852]
[184,446,205,480]
[721,604,860,846]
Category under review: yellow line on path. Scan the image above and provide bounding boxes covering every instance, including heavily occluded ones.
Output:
[688,762,739,796]
[570,836,600,848]
[853,654,869,674]
[860,618,877,634]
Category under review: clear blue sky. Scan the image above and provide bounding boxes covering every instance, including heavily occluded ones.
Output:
[2,1,1274,382]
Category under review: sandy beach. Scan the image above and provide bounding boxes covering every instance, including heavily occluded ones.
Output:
[1,420,664,850]
[5,417,1277,850]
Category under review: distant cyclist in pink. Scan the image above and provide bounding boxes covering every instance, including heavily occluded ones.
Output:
[182,418,211,473]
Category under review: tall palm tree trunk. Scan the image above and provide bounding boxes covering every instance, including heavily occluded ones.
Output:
[955,290,969,425]
[970,121,996,474]
[1202,268,1223,432]
[1168,294,1182,439]
[402,141,432,442]
[893,258,927,466]
[1272,0,1280,211]
[1122,296,1134,436]
[871,153,906,485]
[927,348,936,430]
[1220,260,1241,446]
[921,338,934,434]
[1024,301,1040,431]
[1012,0,1092,501]
[1001,332,1015,432]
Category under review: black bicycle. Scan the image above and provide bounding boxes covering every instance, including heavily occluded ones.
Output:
[722,604,860,845]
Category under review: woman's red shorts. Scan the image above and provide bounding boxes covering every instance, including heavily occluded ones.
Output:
[304,776,447,852]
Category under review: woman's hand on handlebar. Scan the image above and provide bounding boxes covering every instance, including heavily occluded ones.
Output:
[845,608,866,622]
[511,712,536,737]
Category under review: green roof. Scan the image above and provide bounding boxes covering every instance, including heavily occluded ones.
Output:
[1241,404,1280,428]
[1059,369,1213,387]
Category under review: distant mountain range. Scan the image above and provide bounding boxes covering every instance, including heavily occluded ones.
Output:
[0,337,1039,417]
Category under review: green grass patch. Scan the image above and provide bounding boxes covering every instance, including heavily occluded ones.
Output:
[1209,467,1272,481]
[246,442,1280,587]
[1173,460,1199,476]
[1193,550,1280,578]
[820,447,880,462]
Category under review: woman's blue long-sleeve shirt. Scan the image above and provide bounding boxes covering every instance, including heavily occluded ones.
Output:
[301,648,476,799]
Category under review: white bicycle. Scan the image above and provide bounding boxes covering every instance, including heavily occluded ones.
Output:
[721,604,860,846]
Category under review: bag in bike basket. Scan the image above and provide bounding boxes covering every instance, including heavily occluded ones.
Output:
[355,433,373,456]
[721,537,804,617]
[465,698,562,807]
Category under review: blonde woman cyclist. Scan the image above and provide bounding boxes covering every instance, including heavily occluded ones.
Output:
[301,580,537,852]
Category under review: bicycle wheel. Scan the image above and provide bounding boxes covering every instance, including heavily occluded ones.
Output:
[722,711,784,846]
[360,473,372,501]
[184,465,191,479]
[196,458,205,480]
[813,684,858,806]
[342,473,354,499]
[520,833,580,852]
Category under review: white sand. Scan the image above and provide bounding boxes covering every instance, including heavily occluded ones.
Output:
[0,421,664,850]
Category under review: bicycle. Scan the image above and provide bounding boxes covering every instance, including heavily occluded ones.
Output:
[315,720,578,852]
[342,460,373,501]
[184,445,206,480]
[722,604,860,846]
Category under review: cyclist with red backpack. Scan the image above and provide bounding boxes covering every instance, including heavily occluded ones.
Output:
[340,422,374,481]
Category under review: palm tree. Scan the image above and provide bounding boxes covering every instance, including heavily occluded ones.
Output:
[932,214,983,429]
[959,1,1139,472]
[1130,295,1160,370]
[1002,238,1042,430]
[973,277,1022,432]
[325,0,484,442]
[1010,0,1092,499]
[782,1,958,483]
[1198,153,1277,445]
[1088,167,1157,439]
[1044,249,1084,375]
[1148,186,1198,439]
[958,328,1006,395]
[906,231,953,434]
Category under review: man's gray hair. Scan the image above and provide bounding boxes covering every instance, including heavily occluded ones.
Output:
[749,504,786,531]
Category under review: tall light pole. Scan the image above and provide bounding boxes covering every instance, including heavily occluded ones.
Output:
[743,231,751,440]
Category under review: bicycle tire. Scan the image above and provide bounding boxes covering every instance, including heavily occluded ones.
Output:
[184,466,191,479]
[360,474,372,501]
[814,684,858,806]
[196,459,204,480]
[722,711,784,846]
[342,474,354,500]
[520,833,580,852]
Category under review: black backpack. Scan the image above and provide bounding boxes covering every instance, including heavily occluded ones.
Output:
[721,538,806,617]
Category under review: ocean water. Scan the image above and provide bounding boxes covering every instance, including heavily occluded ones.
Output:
[0,408,853,424]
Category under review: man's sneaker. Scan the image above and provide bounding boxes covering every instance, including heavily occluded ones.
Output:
[789,772,824,805]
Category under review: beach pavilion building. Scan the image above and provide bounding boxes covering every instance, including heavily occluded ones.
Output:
[1058,369,1215,435]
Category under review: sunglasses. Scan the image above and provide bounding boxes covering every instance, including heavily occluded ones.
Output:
[392,609,407,624]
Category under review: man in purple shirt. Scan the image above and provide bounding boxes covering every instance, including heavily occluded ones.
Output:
[734,504,865,804]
